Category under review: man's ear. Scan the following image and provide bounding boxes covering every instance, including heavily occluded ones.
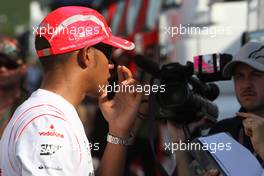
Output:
[77,46,95,69]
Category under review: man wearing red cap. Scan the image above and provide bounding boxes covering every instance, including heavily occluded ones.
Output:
[0,6,141,176]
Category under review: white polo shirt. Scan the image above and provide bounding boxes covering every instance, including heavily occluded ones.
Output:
[0,89,94,176]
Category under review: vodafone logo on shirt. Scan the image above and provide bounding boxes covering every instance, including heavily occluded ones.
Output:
[38,124,64,138]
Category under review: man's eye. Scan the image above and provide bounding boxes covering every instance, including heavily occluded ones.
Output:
[234,74,242,80]
[253,72,264,78]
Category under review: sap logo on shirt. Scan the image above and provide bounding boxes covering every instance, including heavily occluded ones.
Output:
[38,124,64,138]
[40,144,62,156]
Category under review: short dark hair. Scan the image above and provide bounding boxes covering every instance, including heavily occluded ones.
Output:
[35,35,73,72]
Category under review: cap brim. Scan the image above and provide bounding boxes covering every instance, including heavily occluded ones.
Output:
[223,59,264,78]
[102,35,135,51]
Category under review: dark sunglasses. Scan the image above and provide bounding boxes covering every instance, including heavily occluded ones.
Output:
[93,43,113,62]
[0,54,20,69]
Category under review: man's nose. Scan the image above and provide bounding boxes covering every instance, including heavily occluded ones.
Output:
[241,77,253,88]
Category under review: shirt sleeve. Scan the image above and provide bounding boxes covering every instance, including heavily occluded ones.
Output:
[14,113,81,176]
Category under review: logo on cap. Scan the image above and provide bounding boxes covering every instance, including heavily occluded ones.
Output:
[248,46,264,60]
[35,6,135,57]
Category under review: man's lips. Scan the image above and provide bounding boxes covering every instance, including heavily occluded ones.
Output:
[240,92,257,98]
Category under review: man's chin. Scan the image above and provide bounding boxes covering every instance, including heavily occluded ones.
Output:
[85,89,105,99]
[242,103,263,112]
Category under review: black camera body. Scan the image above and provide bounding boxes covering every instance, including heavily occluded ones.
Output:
[136,53,232,124]
[155,62,218,124]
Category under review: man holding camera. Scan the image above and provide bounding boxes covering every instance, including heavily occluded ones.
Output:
[169,42,264,176]
[0,6,142,176]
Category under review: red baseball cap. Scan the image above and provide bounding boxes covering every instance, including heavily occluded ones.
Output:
[35,6,135,57]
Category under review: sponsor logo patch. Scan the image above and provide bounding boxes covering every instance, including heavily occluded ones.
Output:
[38,164,63,171]
[39,124,64,138]
[40,144,62,156]
[249,46,264,60]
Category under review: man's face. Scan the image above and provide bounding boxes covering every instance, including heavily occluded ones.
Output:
[0,54,20,70]
[0,55,25,87]
[233,63,264,112]
[88,47,113,97]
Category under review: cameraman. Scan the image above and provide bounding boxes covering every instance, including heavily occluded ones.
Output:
[168,42,264,176]
[209,42,264,164]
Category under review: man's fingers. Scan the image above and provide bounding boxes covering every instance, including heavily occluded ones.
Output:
[244,126,253,137]
[236,112,250,119]
[238,112,264,137]
[121,66,133,79]
[236,112,260,119]
[98,87,108,104]
[117,66,125,84]
[242,118,253,129]
[245,128,252,137]
[121,78,135,85]
[108,64,114,69]
[242,119,253,137]
[120,78,142,98]
[203,169,219,176]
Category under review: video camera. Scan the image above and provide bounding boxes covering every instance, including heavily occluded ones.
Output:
[135,53,232,124]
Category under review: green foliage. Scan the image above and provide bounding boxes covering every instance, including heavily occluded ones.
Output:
[0,0,31,36]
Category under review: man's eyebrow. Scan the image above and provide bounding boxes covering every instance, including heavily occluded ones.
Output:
[252,70,264,74]
[233,71,243,76]
[234,70,264,76]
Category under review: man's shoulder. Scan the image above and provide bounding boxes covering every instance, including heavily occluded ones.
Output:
[11,100,65,124]
[18,89,76,118]
[13,90,65,118]
[214,117,240,127]
[3,95,68,142]
[209,117,241,136]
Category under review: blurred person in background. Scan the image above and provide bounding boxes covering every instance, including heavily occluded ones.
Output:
[25,58,42,93]
[0,36,27,138]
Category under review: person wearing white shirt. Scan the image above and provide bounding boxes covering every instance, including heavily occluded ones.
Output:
[0,6,142,176]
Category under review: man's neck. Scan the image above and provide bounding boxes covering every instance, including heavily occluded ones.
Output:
[41,75,86,108]
[245,108,264,118]
[251,110,264,118]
